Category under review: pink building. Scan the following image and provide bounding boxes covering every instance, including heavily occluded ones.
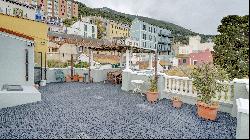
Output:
[178,49,213,66]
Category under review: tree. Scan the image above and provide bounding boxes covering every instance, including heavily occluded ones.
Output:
[63,17,78,34]
[95,19,105,39]
[213,15,249,80]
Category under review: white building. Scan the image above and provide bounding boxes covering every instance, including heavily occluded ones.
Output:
[0,0,36,20]
[66,21,97,39]
[178,35,214,54]
[0,29,41,109]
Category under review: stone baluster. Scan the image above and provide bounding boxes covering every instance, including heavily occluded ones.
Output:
[184,79,188,95]
[169,78,172,92]
[188,79,193,95]
[179,79,183,94]
[176,78,180,93]
[172,78,176,92]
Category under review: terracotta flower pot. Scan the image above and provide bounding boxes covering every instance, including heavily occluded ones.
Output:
[79,76,84,82]
[172,100,183,108]
[196,101,219,121]
[73,75,79,82]
[66,75,71,82]
[146,92,158,103]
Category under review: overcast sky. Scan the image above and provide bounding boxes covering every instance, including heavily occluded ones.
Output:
[77,0,249,35]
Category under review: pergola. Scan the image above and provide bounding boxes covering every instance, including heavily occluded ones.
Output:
[48,32,158,80]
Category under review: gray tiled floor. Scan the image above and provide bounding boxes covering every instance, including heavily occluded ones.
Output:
[0,83,237,139]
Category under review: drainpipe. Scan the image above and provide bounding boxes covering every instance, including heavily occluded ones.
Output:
[38,52,43,81]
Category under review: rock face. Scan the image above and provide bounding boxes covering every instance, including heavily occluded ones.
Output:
[0,83,237,139]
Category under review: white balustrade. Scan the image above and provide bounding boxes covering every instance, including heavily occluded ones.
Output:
[163,75,234,104]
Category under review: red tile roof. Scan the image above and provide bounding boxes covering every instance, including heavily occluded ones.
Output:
[0,27,34,41]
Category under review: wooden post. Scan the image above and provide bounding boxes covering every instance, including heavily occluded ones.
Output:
[71,54,73,79]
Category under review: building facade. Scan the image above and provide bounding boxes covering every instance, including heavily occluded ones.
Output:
[66,21,97,39]
[178,35,214,54]
[130,18,174,63]
[106,20,130,39]
[0,0,36,20]
[16,0,78,23]
[178,49,213,66]
[130,18,172,52]
[81,16,130,39]
[0,13,48,67]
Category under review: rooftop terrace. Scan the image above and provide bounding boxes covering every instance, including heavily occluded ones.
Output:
[0,83,236,139]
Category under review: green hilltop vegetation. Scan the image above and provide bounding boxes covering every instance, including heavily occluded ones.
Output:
[77,2,214,44]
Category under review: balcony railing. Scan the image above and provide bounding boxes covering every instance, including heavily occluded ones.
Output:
[163,75,234,104]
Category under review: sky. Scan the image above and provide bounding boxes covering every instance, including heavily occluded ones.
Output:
[77,0,249,35]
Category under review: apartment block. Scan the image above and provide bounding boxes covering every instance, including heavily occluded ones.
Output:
[16,0,78,22]
[130,18,174,61]
[106,20,130,39]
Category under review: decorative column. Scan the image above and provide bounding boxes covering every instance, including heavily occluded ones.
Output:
[124,49,131,71]
[90,49,94,69]
[148,53,153,70]
[120,51,124,67]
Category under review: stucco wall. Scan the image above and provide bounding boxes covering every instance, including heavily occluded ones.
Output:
[0,14,48,67]
[0,1,36,20]
[0,32,34,88]
[67,21,97,39]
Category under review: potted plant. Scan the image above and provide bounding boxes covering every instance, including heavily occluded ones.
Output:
[78,75,84,82]
[172,96,183,108]
[146,77,158,103]
[191,63,229,121]
[73,73,79,82]
[66,74,71,82]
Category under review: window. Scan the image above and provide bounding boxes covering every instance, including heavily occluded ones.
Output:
[142,24,146,30]
[149,35,152,41]
[142,34,146,40]
[92,34,95,38]
[183,59,186,64]
[84,25,87,31]
[193,60,197,65]
[154,28,156,33]
[111,24,113,28]
[92,26,95,33]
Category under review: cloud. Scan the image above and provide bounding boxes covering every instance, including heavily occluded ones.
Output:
[77,0,249,35]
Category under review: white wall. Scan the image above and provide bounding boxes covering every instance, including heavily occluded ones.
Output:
[0,32,34,88]
[67,21,97,39]
[0,0,36,20]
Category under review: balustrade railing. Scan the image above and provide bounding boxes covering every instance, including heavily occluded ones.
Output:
[163,74,234,103]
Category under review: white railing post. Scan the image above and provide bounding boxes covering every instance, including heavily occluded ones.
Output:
[172,78,176,93]
[169,78,172,92]
[179,79,183,94]
[176,78,180,93]
[184,79,188,94]
[188,79,193,95]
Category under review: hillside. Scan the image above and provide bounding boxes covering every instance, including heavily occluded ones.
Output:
[77,2,214,44]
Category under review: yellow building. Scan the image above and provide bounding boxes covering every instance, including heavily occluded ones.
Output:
[0,13,48,67]
[106,20,130,39]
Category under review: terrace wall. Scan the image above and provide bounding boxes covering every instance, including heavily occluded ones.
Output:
[122,71,249,116]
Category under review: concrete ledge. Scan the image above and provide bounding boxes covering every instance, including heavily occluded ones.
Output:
[0,86,41,109]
